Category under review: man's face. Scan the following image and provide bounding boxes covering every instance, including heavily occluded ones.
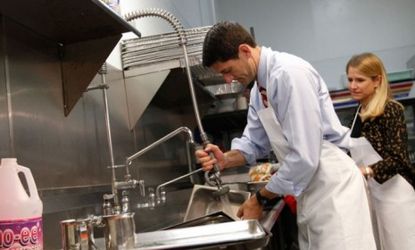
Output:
[210,51,256,86]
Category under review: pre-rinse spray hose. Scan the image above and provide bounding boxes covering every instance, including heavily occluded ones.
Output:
[124,9,228,193]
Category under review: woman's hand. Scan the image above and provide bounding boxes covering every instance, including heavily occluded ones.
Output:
[194,144,226,172]
[359,165,374,179]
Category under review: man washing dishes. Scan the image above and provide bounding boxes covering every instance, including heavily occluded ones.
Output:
[195,21,376,250]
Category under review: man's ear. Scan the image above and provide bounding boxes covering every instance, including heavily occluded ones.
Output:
[238,44,252,58]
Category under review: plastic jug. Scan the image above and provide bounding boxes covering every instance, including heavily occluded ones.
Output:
[0,158,43,249]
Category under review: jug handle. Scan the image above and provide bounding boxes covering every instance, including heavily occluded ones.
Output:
[17,165,40,199]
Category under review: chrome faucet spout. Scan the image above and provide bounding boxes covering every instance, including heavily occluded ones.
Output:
[125,126,194,169]
[155,168,203,203]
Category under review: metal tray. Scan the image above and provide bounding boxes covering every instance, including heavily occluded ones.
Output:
[136,220,267,250]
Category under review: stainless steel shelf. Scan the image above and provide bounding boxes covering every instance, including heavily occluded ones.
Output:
[0,0,140,116]
[0,0,138,44]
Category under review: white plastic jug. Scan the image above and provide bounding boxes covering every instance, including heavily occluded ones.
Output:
[0,158,43,249]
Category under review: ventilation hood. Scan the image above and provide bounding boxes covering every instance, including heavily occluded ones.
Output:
[121,26,225,129]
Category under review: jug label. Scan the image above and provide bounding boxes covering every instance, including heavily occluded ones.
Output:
[0,217,43,250]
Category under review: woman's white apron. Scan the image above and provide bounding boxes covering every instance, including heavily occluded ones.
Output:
[350,108,415,250]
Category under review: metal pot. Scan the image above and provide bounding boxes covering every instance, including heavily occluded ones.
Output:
[60,218,96,250]
[101,213,135,250]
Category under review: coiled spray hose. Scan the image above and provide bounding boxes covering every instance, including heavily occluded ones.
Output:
[124,9,229,195]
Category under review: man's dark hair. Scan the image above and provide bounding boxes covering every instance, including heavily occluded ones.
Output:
[202,21,256,67]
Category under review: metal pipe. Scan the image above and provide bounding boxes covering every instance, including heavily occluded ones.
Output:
[103,87,115,168]
[86,63,119,208]
[186,139,197,184]
[155,168,203,202]
[125,126,194,167]
[114,179,139,190]
[86,85,108,91]
[103,87,120,210]
[99,66,119,208]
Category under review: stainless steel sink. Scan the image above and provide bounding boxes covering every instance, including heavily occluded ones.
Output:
[184,184,251,222]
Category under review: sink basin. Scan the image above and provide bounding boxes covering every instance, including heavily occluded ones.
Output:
[184,184,251,222]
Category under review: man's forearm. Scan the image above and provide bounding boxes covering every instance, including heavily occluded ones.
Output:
[223,150,247,169]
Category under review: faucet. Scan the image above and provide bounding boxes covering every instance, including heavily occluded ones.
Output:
[116,126,196,208]
[124,9,229,196]
[155,168,203,204]
[124,126,195,178]
[112,126,194,190]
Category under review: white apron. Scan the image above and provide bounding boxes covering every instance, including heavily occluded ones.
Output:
[368,175,415,250]
[257,106,376,250]
[350,108,415,250]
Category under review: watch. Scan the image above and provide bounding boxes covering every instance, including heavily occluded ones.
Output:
[255,190,271,206]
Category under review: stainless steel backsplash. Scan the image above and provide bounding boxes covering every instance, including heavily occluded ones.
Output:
[0,15,199,190]
[0,15,205,248]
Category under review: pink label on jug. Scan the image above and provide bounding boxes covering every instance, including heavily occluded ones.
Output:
[0,217,43,250]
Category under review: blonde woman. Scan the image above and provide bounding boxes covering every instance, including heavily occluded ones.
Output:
[347,52,415,250]
[347,52,415,186]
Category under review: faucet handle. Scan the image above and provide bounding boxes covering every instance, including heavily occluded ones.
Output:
[138,180,146,197]
[121,191,130,213]
[102,193,114,215]
[157,186,166,205]
[103,193,115,200]
[148,188,156,209]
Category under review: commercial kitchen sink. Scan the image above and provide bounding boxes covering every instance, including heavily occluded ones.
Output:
[183,184,251,222]
[93,185,270,250]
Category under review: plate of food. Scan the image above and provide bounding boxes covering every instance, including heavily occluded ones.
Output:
[248,162,280,182]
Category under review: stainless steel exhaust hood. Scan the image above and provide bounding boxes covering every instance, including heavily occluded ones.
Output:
[0,0,140,116]
[121,26,225,129]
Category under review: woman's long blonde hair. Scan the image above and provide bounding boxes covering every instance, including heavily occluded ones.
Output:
[346,52,401,121]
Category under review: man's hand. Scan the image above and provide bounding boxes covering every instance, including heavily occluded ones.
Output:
[195,144,226,171]
[237,195,263,220]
